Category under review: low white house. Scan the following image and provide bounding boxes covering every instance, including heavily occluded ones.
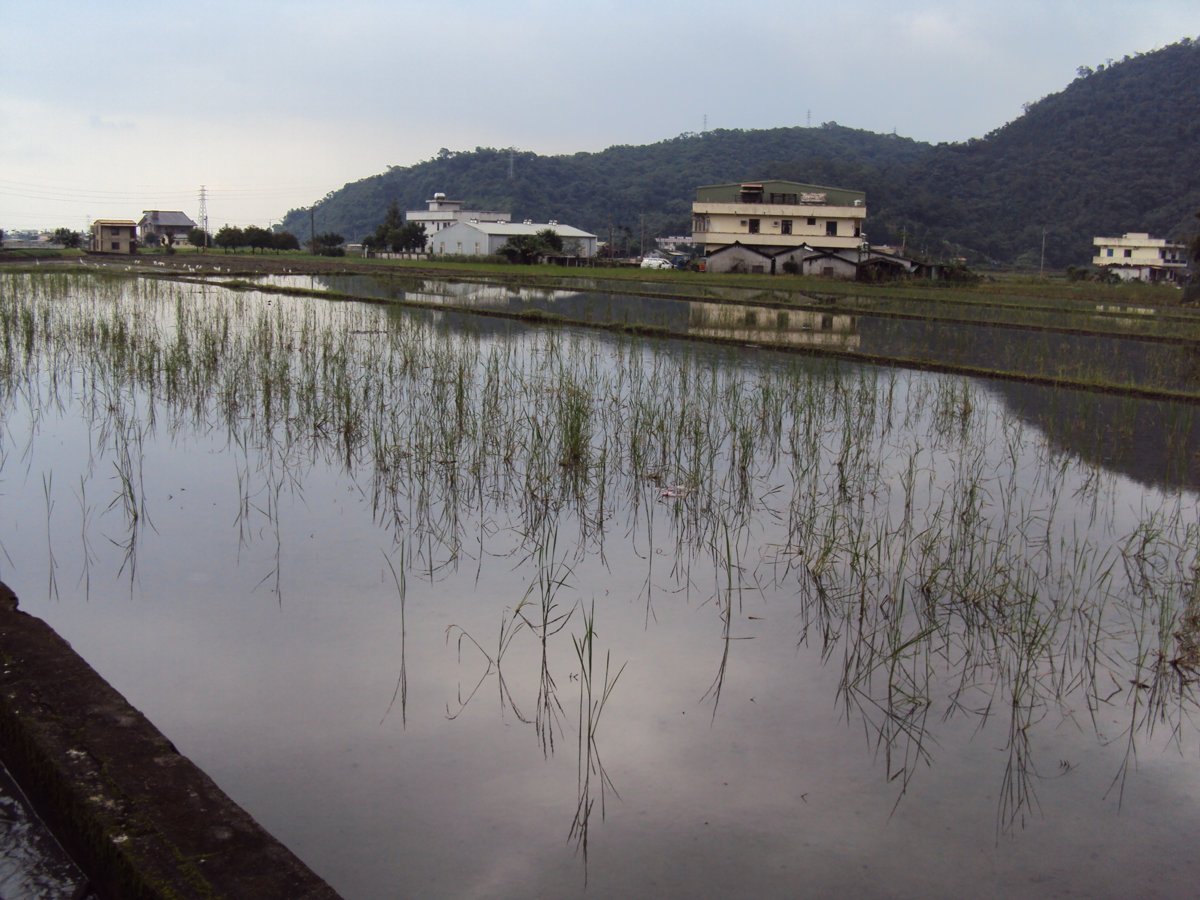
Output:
[428,220,598,258]
[1092,232,1188,282]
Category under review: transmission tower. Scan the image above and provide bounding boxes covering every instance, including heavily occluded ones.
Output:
[198,185,209,247]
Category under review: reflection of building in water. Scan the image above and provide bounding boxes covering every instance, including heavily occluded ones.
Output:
[404,281,583,309]
[687,302,860,350]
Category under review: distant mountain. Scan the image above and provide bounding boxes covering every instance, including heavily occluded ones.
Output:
[282,38,1200,268]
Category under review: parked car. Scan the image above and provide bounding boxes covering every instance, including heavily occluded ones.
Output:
[640,256,672,270]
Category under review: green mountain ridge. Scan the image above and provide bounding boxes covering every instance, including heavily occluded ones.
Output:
[282,37,1200,268]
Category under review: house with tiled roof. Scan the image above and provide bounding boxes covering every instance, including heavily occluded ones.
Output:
[138,210,197,246]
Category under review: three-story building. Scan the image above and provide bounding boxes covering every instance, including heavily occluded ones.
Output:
[691,180,866,256]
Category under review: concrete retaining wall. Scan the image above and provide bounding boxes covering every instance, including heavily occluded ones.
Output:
[0,581,341,899]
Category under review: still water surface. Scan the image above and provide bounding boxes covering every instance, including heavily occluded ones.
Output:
[1,272,1198,897]
[239,273,1200,396]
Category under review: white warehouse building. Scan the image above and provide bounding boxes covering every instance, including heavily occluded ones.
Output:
[428,220,598,258]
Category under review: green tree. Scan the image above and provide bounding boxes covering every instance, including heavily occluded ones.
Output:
[0,228,5,248]
[242,225,273,254]
[214,225,244,253]
[369,201,404,247]
[366,204,426,252]
[312,232,345,256]
[272,231,300,252]
[52,227,83,249]
[497,233,546,264]
[396,222,426,252]
[537,228,563,254]
[187,227,210,248]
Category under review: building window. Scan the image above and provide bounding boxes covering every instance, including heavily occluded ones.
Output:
[781,220,793,235]
[111,241,119,251]
[807,217,817,226]
[1106,249,1113,257]
[748,219,760,234]
[826,221,838,237]
[1124,249,1132,258]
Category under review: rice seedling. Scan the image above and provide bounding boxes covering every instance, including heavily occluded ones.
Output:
[569,600,625,878]
[381,546,408,727]
[1,267,1198,858]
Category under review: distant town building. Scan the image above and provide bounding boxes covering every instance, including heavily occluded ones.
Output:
[655,235,696,253]
[428,220,598,258]
[405,193,511,249]
[1092,232,1188,282]
[691,180,867,257]
[90,219,137,254]
[138,210,197,246]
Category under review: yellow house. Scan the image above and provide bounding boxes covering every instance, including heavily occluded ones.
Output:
[1092,232,1187,282]
[691,180,866,255]
[90,219,138,254]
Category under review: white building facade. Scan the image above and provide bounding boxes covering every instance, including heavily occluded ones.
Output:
[691,180,867,256]
[405,193,511,249]
[1092,232,1188,282]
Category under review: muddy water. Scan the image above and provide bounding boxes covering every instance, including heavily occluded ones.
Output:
[2,272,1199,898]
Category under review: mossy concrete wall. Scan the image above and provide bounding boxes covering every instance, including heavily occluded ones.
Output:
[0,581,341,899]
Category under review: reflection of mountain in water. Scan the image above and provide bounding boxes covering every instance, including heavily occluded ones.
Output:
[984,379,1200,492]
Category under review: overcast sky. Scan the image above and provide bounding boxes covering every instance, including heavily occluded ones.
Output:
[2,0,1197,233]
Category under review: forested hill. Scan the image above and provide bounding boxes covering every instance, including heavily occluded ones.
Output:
[281,38,1200,268]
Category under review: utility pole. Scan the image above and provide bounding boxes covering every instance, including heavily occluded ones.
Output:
[310,206,316,252]
[198,185,208,248]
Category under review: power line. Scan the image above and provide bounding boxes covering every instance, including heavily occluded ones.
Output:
[0,178,332,204]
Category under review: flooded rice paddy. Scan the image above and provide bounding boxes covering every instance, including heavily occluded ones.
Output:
[2,270,1199,897]
[235,273,1200,398]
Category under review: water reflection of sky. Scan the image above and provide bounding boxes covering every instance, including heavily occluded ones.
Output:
[232,273,1200,400]
[3,273,1200,897]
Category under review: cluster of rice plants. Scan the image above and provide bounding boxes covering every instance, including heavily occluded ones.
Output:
[1,269,1198,840]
